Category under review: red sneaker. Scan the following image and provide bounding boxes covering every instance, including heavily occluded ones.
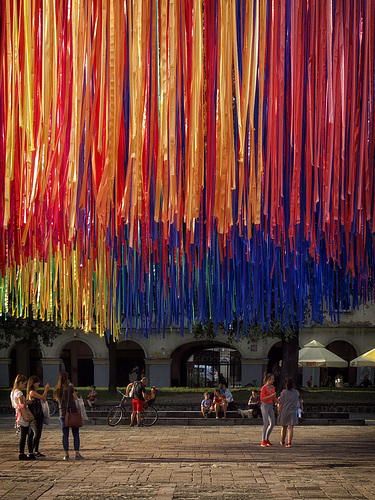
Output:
[280,441,285,446]
[286,443,292,448]
[266,440,273,446]
[261,440,268,447]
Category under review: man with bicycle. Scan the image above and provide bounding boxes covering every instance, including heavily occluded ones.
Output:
[126,377,148,427]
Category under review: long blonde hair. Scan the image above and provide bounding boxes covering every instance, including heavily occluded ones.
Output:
[12,374,27,396]
[53,371,69,402]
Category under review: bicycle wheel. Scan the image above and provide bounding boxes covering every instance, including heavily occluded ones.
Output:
[107,406,123,426]
[47,399,57,416]
[141,406,158,426]
[121,406,132,424]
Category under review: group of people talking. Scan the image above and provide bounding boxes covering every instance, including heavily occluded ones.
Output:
[260,372,303,447]
[11,371,84,461]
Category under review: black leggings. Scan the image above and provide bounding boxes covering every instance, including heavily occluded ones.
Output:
[19,426,34,454]
[32,417,43,452]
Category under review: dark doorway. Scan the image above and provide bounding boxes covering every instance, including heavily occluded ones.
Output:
[61,349,72,380]
[116,341,145,387]
[60,341,94,387]
[9,343,43,384]
[77,359,94,386]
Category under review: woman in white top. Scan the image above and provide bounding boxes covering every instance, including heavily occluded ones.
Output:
[10,374,35,460]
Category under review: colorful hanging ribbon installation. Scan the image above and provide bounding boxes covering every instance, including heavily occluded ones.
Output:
[0,0,374,339]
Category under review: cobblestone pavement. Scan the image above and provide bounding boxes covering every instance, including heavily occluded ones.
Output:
[1,416,375,500]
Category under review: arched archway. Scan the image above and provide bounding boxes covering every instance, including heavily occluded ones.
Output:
[116,340,145,387]
[171,341,242,387]
[9,342,43,384]
[323,341,357,385]
[60,340,94,387]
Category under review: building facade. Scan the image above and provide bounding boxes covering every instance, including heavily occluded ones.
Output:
[1,305,374,388]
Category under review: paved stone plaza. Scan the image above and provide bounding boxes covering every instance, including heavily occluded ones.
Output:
[1,416,375,500]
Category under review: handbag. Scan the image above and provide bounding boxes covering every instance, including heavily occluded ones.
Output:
[64,394,82,428]
[41,401,50,425]
[28,399,43,419]
[75,397,88,421]
[20,406,34,422]
[65,408,82,428]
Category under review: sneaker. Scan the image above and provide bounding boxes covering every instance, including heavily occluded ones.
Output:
[261,440,268,447]
[28,454,36,460]
[266,440,273,446]
[129,423,134,427]
[19,453,29,461]
[35,452,46,458]
[286,443,292,448]
[63,455,69,460]
[75,454,84,460]
[280,441,285,446]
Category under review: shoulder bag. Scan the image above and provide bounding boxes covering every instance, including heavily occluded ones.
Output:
[64,391,82,428]
[20,406,34,422]
[28,398,43,419]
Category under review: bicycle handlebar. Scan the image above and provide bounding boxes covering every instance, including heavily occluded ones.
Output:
[117,389,126,398]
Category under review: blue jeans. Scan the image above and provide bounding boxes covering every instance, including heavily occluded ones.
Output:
[261,403,275,441]
[59,417,80,452]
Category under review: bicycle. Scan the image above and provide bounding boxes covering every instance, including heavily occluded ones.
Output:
[107,389,158,427]
[46,397,59,416]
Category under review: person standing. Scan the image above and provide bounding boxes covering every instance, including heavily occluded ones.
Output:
[53,371,84,460]
[10,374,35,460]
[278,378,300,447]
[260,372,278,447]
[126,377,148,427]
[27,376,50,457]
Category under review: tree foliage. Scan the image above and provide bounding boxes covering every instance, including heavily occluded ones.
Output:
[0,312,62,350]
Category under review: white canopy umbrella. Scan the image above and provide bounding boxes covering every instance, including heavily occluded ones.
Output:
[350,348,375,367]
[299,340,347,386]
[299,340,348,367]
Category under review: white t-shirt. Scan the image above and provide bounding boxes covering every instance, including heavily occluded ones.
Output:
[11,389,29,427]
[224,388,233,403]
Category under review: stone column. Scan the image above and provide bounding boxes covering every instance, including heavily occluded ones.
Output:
[145,358,172,387]
[93,359,109,388]
[241,358,268,387]
[0,359,12,387]
[41,359,62,386]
